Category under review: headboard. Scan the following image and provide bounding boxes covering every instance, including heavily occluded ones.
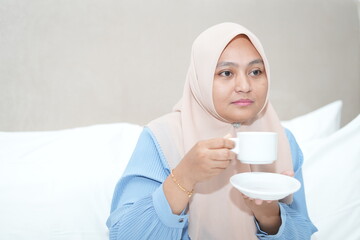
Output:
[0,0,359,131]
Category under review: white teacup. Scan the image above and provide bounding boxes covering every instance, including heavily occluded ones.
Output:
[230,132,278,164]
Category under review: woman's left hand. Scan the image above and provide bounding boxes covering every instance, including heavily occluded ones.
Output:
[241,170,295,234]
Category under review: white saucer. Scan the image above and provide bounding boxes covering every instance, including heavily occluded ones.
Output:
[230,172,301,200]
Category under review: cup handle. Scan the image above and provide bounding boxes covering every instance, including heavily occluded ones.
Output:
[229,137,238,154]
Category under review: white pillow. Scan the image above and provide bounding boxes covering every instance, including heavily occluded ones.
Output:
[281,100,342,147]
[302,114,360,240]
[0,123,142,240]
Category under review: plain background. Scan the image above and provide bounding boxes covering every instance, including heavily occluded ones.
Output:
[0,0,359,131]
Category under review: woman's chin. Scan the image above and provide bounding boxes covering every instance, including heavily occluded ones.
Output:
[226,112,258,125]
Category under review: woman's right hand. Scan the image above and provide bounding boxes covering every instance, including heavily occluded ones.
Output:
[174,138,236,189]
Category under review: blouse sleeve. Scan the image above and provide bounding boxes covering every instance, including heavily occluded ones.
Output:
[256,129,318,239]
[106,128,190,240]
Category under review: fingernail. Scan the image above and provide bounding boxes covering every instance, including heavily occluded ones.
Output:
[223,133,231,138]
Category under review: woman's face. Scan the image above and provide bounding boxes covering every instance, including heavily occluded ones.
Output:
[212,35,268,124]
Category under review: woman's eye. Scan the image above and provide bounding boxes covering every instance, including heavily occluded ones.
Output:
[249,69,262,76]
[219,71,232,77]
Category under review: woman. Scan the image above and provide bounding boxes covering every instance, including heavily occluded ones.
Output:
[107,22,317,239]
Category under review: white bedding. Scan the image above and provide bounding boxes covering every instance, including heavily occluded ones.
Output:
[0,123,143,239]
[0,101,359,240]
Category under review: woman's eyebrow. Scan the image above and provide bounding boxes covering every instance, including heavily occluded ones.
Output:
[216,62,239,68]
[248,59,264,66]
[216,59,264,68]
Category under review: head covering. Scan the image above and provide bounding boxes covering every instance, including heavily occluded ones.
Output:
[148,22,293,240]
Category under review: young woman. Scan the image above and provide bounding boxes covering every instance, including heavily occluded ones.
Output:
[107,22,317,239]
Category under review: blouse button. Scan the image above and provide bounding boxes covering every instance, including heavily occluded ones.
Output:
[178,218,184,223]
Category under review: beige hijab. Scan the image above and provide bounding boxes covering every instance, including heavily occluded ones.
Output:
[148,22,293,240]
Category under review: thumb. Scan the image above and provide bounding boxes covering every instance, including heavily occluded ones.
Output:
[223,133,232,139]
[281,170,295,177]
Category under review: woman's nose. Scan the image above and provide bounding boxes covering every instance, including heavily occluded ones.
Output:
[234,75,251,93]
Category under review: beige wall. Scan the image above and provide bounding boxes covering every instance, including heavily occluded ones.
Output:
[0,0,359,131]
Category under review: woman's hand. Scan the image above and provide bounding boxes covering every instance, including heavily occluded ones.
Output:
[164,137,235,215]
[241,170,295,234]
[174,137,236,190]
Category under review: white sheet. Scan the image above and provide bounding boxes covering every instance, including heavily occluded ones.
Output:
[0,123,142,240]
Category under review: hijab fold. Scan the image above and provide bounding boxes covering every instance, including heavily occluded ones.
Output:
[148,22,293,240]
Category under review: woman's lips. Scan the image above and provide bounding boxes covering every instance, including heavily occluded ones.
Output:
[232,99,254,106]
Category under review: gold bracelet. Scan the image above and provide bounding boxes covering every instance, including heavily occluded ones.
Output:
[170,169,194,198]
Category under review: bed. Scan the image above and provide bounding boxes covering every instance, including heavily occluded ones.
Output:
[1,101,359,240]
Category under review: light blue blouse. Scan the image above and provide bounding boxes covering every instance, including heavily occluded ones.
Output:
[107,127,317,239]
